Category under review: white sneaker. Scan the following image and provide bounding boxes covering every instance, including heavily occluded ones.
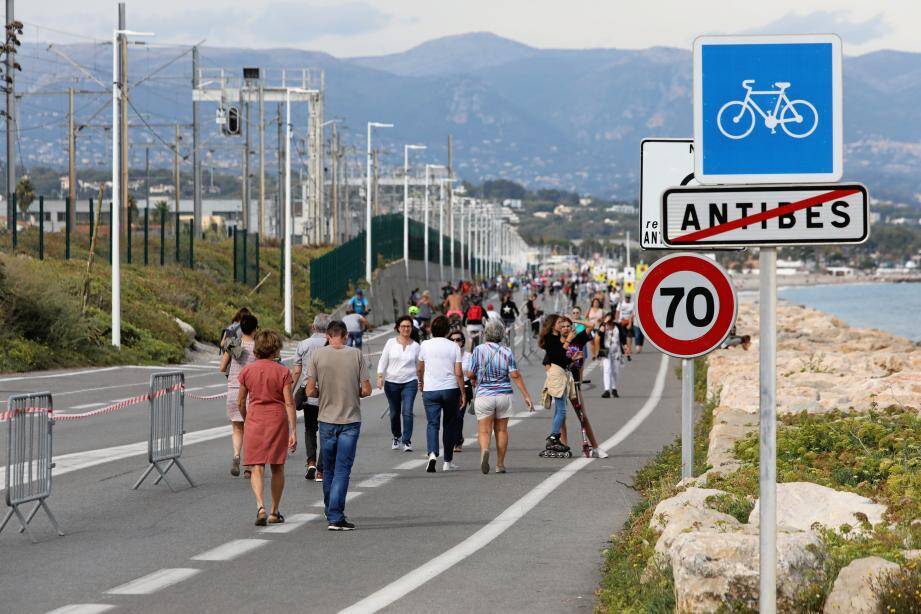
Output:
[426,453,437,473]
[442,461,458,471]
[391,438,400,450]
[403,442,413,452]
[591,448,609,459]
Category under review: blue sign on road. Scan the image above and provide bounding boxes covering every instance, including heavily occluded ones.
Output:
[693,35,842,184]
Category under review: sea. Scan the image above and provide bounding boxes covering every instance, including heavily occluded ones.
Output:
[778,282,921,342]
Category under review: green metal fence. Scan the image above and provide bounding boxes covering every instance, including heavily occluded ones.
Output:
[310,213,470,308]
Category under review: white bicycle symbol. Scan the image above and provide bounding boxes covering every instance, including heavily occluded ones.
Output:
[716,80,819,140]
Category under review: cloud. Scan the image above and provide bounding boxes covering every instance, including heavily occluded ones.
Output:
[745,10,891,45]
[249,2,392,43]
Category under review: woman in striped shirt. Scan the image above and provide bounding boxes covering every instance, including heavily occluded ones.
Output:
[466,320,534,474]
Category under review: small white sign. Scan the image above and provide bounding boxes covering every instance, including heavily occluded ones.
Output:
[662,183,868,248]
[640,139,696,249]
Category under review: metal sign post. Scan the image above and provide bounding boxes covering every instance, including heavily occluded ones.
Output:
[759,246,777,613]
[635,252,738,481]
[681,358,695,479]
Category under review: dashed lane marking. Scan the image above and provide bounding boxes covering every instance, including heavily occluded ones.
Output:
[191,539,269,561]
[104,568,202,595]
[45,605,116,614]
[0,367,120,383]
[258,513,321,534]
[311,491,363,507]
[394,459,427,470]
[355,473,398,488]
[339,353,670,614]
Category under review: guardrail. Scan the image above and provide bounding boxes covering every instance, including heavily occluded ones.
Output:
[0,392,64,543]
[132,372,196,491]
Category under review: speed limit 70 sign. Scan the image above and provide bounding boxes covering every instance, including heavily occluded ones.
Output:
[635,253,737,358]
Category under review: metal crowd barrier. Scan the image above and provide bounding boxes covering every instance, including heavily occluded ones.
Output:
[132,372,196,491]
[0,392,64,543]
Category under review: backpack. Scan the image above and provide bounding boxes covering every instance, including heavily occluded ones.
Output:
[466,304,484,322]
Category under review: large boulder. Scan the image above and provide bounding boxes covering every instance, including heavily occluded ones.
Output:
[173,316,196,347]
[669,528,825,613]
[705,407,756,476]
[822,556,900,613]
[654,505,739,558]
[649,487,727,532]
[748,482,886,534]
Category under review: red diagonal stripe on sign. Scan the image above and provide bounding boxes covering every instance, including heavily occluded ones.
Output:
[671,187,861,243]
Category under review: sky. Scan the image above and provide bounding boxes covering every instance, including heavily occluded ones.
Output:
[19,0,921,57]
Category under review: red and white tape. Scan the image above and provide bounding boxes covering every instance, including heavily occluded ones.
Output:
[0,384,225,422]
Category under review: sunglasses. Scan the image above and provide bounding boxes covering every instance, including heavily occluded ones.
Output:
[450,337,464,343]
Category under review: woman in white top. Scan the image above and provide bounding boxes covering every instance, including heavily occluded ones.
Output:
[377,315,421,452]
[617,294,636,357]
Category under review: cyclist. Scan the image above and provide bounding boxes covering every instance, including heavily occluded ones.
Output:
[464,298,486,349]
[348,289,370,317]
[343,310,368,349]
[416,291,434,338]
[407,306,423,343]
[499,293,520,344]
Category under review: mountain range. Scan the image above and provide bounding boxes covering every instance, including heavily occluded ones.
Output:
[15,32,921,206]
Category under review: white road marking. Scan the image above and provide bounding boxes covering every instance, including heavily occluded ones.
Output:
[311,491,362,507]
[203,383,226,389]
[45,605,115,614]
[69,401,106,410]
[259,513,321,533]
[0,425,231,491]
[339,353,670,614]
[191,538,269,561]
[185,387,204,392]
[0,367,121,383]
[356,473,397,488]
[394,459,427,470]
[105,568,202,595]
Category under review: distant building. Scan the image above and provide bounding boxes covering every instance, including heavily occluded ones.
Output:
[826,266,855,277]
[533,211,550,220]
[503,198,523,209]
[606,204,637,215]
[579,197,593,207]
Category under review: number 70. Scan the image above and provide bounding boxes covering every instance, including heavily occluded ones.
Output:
[659,287,715,327]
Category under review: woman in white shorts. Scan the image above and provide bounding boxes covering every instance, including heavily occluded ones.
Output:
[466,320,534,474]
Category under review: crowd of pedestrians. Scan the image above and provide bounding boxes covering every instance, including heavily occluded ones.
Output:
[220,271,640,531]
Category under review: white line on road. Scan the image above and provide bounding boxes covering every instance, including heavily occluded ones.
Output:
[258,513,321,534]
[203,383,226,389]
[311,491,363,507]
[191,538,269,561]
[69,401,106,410]
[45,605,116,614]
[339,353,669,614]
[394,459,427,470]
[105,568,202,595]
[356,473,398,488]
[0,367,121,383]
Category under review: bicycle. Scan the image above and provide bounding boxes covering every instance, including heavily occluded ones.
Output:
[716,80,818,140]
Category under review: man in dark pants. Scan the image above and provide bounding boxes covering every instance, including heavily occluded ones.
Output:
[306,320,371,531]
[292,314,330,481]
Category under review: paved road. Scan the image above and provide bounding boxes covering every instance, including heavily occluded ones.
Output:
[1,325,680,614]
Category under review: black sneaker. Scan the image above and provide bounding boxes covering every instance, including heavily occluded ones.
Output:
[612,389,620,398]
[327,519,356,531]
[601,391,611,399]
[305,462,317,481]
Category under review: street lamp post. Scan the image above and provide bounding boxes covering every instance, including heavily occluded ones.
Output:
[111,20,154,348]
[423,164,444,284]
[403,144,426,278]
[366,121,393,287]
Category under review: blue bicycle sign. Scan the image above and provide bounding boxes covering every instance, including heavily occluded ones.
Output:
[717,80,818,140]
[693,35,842,184]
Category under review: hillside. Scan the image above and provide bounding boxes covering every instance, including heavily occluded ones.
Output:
[15,34,921,205]
[0,231,322,373]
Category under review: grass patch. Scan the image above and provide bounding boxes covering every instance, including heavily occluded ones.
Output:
[596,357,712,613]
[0,229,328,372]
[596,354,920,612]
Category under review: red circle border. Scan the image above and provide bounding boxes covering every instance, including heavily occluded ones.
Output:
[635,253,737,358]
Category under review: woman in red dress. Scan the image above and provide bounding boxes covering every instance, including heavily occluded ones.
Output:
[238,330,297,526]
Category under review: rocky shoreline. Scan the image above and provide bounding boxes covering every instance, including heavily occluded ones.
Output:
[648,299,921,612]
